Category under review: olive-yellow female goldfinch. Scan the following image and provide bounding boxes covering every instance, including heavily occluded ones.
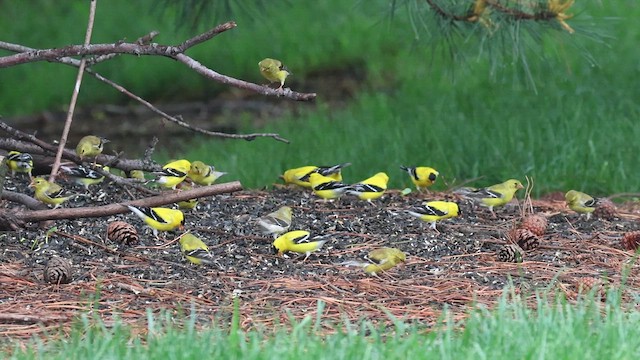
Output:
[188,160,226,186]
[565,190,597,220]
[60,164,108,190]
[457,179,524,214]
[29,177,77,208]
[282,163,351,189]
[127,205,185,238]
[257,206,293,238]
[400,166,438,192]
[75,135,109,160]
[342,247,406,275]
[273,230,328,261]
[407,201,461,231]
[6,151,33,177]
[154,159,191,190]
[179,233,215,265]
[309,173,351,200]
[346,172,389,202]
[259,58,290,90]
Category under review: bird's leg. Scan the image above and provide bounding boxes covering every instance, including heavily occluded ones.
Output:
[302,252,311,263]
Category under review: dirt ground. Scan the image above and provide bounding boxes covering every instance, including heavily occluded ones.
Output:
[2,175,640,342]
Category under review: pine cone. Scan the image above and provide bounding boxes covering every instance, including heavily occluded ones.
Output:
[520,214,547,237]
[44,256,73,284]
[509,228,540,251]
[594,198,617,220]
[622,231,640,251]
[575,277,602,293]
[497,244,524,263]
[107,221,139,245]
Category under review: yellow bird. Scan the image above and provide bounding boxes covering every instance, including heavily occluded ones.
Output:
[342,247,406,275]
[456,179,524,214]
[188,160,227,186]
[281,163,351,188]
[75,135,109,160]
[259,58,290,90]
[345,172,389,202]
[6,151,34,177]
[60,164,109,190]
[176,183,198,210]
[273,230,328,261]
[29,177,77,208]
[179,233,215,265]
[407,201,461,231]
[154,159,191,190]
[400,166,438,192]
[565,190,597,220]
[127,205,185,238]
[256,206,293,238]
[128,170,146,181]
[308,173,351,200]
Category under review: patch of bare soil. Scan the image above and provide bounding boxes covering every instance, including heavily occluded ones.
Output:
[1,175,640,342]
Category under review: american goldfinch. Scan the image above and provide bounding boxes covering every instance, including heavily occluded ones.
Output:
[127,205,185,238]
[456,179,524,214]
[256,206,293,238]
[154,159,191,190]
[29,177,76,208]
[407,201,461,231]
[342,247,406,275]
[346,172,389,202]
[400,166,438,192]
[60,164,109,190]
[179,233,215,265]
[259,58,290,90]
[308,173,351,200]
[75,135,109,160]
[565,190,597,220]
[128,170,146,181]
[6,151,33,177]
[281,163,351,189]
[176,183,198,210]
[273,230,328,261]
[188,160,227,186]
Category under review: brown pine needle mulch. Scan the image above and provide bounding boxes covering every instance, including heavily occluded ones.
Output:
[2,177,640,343]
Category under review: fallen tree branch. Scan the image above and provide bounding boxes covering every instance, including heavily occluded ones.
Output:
[0,313,71,325]
[13,180,243,223]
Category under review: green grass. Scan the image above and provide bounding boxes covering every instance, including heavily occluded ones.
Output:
[1,1,639,196]
[4,290,640,359]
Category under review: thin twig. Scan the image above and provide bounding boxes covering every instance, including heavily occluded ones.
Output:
[50,0,97,181]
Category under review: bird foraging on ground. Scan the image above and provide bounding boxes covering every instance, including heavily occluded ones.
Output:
[281,163,351,189]
[273,230,328,261]
[154,159,191,190]
[345,172,389,202]
[75,135,109,161]
[407,201,460,231]
[6,151,33,178]
[259,58,290,90]
[565,190,597,220]
[126,205,185,238]
[455,179,524,215]
[128,170,146,181]
[29,177,77,208]
[342,247,406,275]
[59,164,109,190]
[256,206,293,238]
[400,166,438,192]
[188,160,227,186]
[179,233,216,265]
[308,173,351,200]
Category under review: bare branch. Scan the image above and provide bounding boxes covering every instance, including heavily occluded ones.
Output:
[14,181,243,223]
[0,21,316,104]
